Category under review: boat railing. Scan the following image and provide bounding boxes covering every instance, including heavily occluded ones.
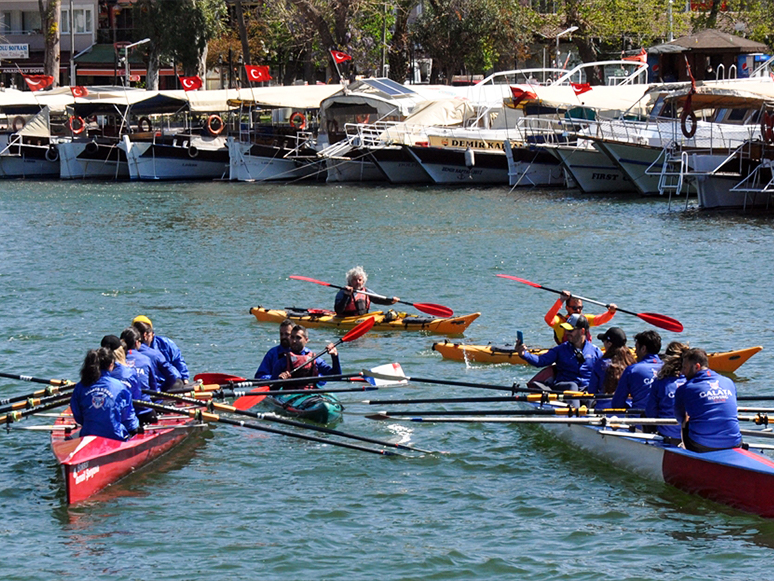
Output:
[730,144,774,210]
[344,120,399,148]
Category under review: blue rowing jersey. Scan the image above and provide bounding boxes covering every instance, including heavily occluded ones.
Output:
[646,375,685,440]
[255,344,290,380]
[521,340,601,388]
[138,343,180,391]
[70,371,139,441]
[151,334,188,380]
[126,348,157,392]
[674,369,742,450]
[611,354,662,410]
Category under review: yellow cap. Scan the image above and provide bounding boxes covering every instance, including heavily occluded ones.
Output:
[132,315,153,327]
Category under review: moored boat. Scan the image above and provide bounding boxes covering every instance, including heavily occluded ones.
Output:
[250,306,479,334]
[51,406,206,504]
[262,391,343,425]
[432,341,762,373]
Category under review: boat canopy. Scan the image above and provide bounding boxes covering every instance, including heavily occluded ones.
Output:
[226,84,344,109]
[379,98,477,144]
[18,106,52,137]
[663,82,774,110]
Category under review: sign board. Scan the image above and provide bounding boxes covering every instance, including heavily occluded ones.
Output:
[0,44,30,59]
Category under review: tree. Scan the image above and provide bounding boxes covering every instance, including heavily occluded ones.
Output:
[39,0,61,86]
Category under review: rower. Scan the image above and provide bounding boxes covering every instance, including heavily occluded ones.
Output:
[121,326,158,392]
[270,325,342,387]
[334,266,399,317]
[101,334,155,425]
[132,315,189,383]
[69,347,140,441]
[255,319,294,380]
[517,313,601,392]
[587,327,635,409]
[545,290,617,344]
[675,348,742,452]
[610,330,662,410]
[646,341,688,445]
[129,321,183,392]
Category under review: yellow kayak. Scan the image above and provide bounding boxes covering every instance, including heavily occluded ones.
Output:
[432,341,762,374]
[250,306,480,334]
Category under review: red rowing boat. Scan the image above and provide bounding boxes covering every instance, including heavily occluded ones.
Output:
[51,407,206,504]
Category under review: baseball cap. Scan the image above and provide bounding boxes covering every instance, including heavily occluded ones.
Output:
[100,334,122,351]
[132,315,153,327]
[560,313,589,331]
[597,327,627,348]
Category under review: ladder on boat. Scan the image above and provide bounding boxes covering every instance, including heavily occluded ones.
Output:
[657,149,689,210]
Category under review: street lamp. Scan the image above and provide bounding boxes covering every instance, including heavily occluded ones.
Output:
[555,26,579,70]
[124,37,151,87]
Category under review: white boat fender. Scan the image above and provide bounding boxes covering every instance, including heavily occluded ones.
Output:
[465,147,475,168]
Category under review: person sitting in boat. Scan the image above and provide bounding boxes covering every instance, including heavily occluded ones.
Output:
[255,319,294,380]
[131,320,184,392]
[646,342,689,445]
[517,313,601,392]
[133,315,189,383]
[675,348,742,452]
[545,290,617,345]
[334,266,399,317]
[587,327,635,410]
[610,330,662,411]
[70,347,140,441]
[121,326,159,392]
[101,334,156,425]
[270,325,342,387]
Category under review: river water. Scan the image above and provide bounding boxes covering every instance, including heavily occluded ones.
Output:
[1,180,772,580]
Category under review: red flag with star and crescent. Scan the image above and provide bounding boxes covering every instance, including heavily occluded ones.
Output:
[245,65,272,82]
[22,74,54,92]
[571,82,592,95]
[510,87,538,107]
[179,76,203,91]
[71,86,89,98]
[330,50,352,64]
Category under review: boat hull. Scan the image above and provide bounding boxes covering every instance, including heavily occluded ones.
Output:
[263,392,343,425]
[58,140,129,179]
[408,146,509,184]
[251,306,479,334]
[121,135,229,180]
[549,144,633,193]
[228,138,322,181]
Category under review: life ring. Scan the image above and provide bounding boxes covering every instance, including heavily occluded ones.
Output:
[289,112,306,130]
[12,116,26,132]
[45,145,59,162]
[188,145,199,158]
[206,114,224,136]
[680,109,697,138]
[68,116,86,135]
[355,113,371,124]
[85,140,99,155]
[138,116,152,132]
[326,119,339,134]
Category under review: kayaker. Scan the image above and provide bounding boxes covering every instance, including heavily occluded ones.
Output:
[255,319,294,380]
[517,313,601,391]
[545,290,617,344]
[130,320,184,392]
[645,341,688,445]
[101,334,155,424]
[675,348,742,452]
[587,327,635,409]
[121,326,159,392]
[334,266,399,317]
[270,325,342,387]
[70,347,140,441]
[610,330,662,410]
[132,315,189,383]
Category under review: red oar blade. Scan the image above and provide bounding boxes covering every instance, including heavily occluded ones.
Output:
[289,275,332,287]
[413,303,454,318]
[342,316,376,342]
[495,274,542,288]
[637,312,684,333]
[233,386,271,410]
[194,372,246,384]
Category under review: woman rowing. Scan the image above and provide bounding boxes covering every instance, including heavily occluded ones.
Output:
[70,347,140,441]
[645,341,688,445]
[334,266,399,317]
[101,334,156,425]
[587,327,635,410]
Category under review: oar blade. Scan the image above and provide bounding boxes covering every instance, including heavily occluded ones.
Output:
[194,372,246,384]
[289,275,331,286]
[413,303,454,318]
[495,274,542,288]
[365,363,409,387]
[232,386,271,410]
[637,312,684,333]
[341,316,376,342]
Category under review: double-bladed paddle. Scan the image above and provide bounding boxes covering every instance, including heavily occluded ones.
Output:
[496,274,684,333]
[289,275,454,318]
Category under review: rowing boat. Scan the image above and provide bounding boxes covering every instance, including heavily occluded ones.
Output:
[51,407,206,504]
[250,306,480,334]
[262,391,343,425]
[432,341,762,373]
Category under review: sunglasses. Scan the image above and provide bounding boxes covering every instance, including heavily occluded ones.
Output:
[567,305,583,312]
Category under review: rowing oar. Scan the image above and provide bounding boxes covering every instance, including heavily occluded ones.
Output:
[148,391,437,455]
[190,372,365,391]
[0,391,76,415]
[363,368,540,394]
[232,316,376,410]
[0,373,74,405]
[137,400,404,456]
[289,275,454,318]
[495,274,684,333]
[0,395,71,427]
[367,407,640,418]
[366,414,679,425]
[362,392,616,405]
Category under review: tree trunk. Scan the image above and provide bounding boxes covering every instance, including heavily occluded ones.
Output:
[146,44,161,90]
[234,0,252,65]
[388,1,414,82]
[39,0,61,86]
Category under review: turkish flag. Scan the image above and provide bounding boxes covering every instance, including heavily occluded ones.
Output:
[22,74,54,92]
[330,50,352,64]
[179,75,203,91]
[245,65,272,82]
[510,87,538,107]
[571,82,592,95]
[71,86,89,98]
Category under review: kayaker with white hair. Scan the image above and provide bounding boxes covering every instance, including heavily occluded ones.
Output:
[334,266,399,317]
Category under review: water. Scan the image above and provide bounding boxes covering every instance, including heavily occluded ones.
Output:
[1,180,773,580]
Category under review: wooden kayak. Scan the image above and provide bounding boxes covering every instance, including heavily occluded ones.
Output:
[262,391,343,425]
[250,306,480,334]
[432,341,762,374]
[51,406,206,504]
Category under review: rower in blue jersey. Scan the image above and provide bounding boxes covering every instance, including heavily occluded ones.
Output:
[517,314,602,391]
[611,330,662,410]
[255,319,293,380]
[587,327,635,409]
[646,342,688,445]
[132,316,189,382]
[121,326,158,392]
[675,347,742,452]
[270,325,341,387]
[101,334,155,424]
[70,347,140,441]
[132,320,184,392]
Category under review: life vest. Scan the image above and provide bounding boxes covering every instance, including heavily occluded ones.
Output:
[285,351,318,383]
[341,290,371,316]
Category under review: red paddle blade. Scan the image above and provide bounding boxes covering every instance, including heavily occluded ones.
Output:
[495,274,542,288]
[414,303,454,318]
[637,312,684,333]
[194,373,247,384]
[289,275,332,287]
[233,386,271,410]
[342,316,376,342]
